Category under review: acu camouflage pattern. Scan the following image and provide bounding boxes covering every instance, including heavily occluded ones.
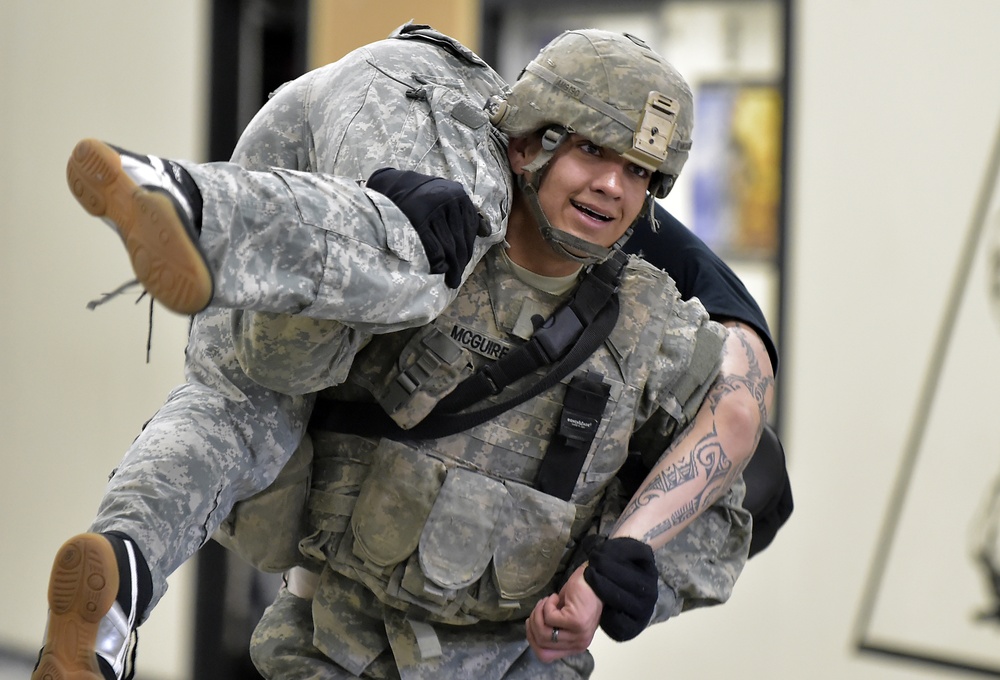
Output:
[249,575,594,680]
[496,29,694,192]
[276,247,750,677]
[212,433,314,573]
[90,308,315,610]
[184,23,511,331]
[88,25,511,609]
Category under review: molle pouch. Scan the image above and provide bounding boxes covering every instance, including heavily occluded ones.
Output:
[212,434,314,573]
[351,441,446,568]
[492,480,576,600]
[418,468,507,591]
[304,445,374,559]
[376,326,472,430]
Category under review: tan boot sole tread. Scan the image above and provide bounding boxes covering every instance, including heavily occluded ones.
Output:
[67,138,211,315]
[32,533,119,680]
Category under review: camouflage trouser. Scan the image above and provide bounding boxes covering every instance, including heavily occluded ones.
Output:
[182,159,503,333]
[250,579,594,680]
[88,309,315,611]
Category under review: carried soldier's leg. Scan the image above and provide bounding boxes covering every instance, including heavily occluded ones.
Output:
[33,309,314,680]
[66,138,483,331]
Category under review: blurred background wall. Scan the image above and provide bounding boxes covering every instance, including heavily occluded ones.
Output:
[2,1,999,678]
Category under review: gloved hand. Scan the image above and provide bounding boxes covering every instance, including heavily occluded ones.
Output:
[582,536,658,641]
[367,168,486,289]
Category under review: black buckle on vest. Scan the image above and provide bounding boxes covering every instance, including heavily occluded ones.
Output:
[479,363,504,395]
[382,328,467,414]
[533,305,585,362]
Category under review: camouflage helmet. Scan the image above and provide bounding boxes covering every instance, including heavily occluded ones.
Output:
[488,29,693,197]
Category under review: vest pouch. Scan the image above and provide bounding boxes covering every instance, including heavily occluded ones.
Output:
[492,480,576,600]
[418,467,507,591]
[212,434,314,573]
[304,444,374,559]
[376,325,472,429]
[350,441,447,568]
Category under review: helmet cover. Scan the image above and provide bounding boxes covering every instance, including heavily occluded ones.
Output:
[491,29,694,197]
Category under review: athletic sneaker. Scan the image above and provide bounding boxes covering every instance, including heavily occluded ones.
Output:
[66,138,212,315]
[32,533,152,680]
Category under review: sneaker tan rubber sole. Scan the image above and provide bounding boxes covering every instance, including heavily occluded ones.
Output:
[32,533,119,680]
[67,138,212,315]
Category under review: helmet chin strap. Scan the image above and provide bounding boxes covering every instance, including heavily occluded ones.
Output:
[516,127,649,266]
[517,174,615,265]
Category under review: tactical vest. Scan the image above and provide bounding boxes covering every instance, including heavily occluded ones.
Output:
[299,248,725,626]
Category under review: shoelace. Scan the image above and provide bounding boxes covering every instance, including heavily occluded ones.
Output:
[86,279,142,310]
[86,279,157,362]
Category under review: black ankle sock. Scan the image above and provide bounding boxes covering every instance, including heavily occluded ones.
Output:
[164,160,204,236]
[101,531,154,622]
[97,655,117,680]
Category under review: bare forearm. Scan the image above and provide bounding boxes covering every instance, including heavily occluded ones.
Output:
[612,322,775,549]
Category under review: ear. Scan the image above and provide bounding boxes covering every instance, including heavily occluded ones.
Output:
[507,135,540,176]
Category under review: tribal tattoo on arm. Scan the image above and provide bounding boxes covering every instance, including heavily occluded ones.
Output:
[613,325,774,545]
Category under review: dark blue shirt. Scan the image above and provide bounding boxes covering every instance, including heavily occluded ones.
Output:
[625,204,778,374]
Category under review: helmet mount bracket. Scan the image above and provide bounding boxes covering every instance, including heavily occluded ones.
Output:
[622,92,679,173]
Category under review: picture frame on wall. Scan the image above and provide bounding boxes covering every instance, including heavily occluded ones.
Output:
[854,112,1000,677]
[689,80,782,260]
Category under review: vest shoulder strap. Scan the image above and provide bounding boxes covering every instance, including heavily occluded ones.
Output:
[310,250,630,440]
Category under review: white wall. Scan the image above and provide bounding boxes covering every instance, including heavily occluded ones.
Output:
[0,2,208,678]
[3,1,999,679]
[593,1,1000,678]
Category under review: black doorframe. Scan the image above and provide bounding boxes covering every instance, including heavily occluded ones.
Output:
[206,0,309,163]
[195,2,308,678]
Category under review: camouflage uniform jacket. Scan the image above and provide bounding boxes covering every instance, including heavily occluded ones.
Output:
[295,246,751,674]
[190,23,512,327]
[91,25,512,609]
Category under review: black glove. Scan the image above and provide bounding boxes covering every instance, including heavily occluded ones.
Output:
[583,536,658,641]
[367,168,485,289]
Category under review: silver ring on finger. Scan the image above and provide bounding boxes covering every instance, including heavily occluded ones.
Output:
[551,627,560,644]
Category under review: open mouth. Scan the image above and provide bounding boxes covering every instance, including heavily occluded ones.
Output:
[571,200,613,222]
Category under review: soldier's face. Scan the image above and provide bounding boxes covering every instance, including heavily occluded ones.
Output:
[511,133,651,250]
